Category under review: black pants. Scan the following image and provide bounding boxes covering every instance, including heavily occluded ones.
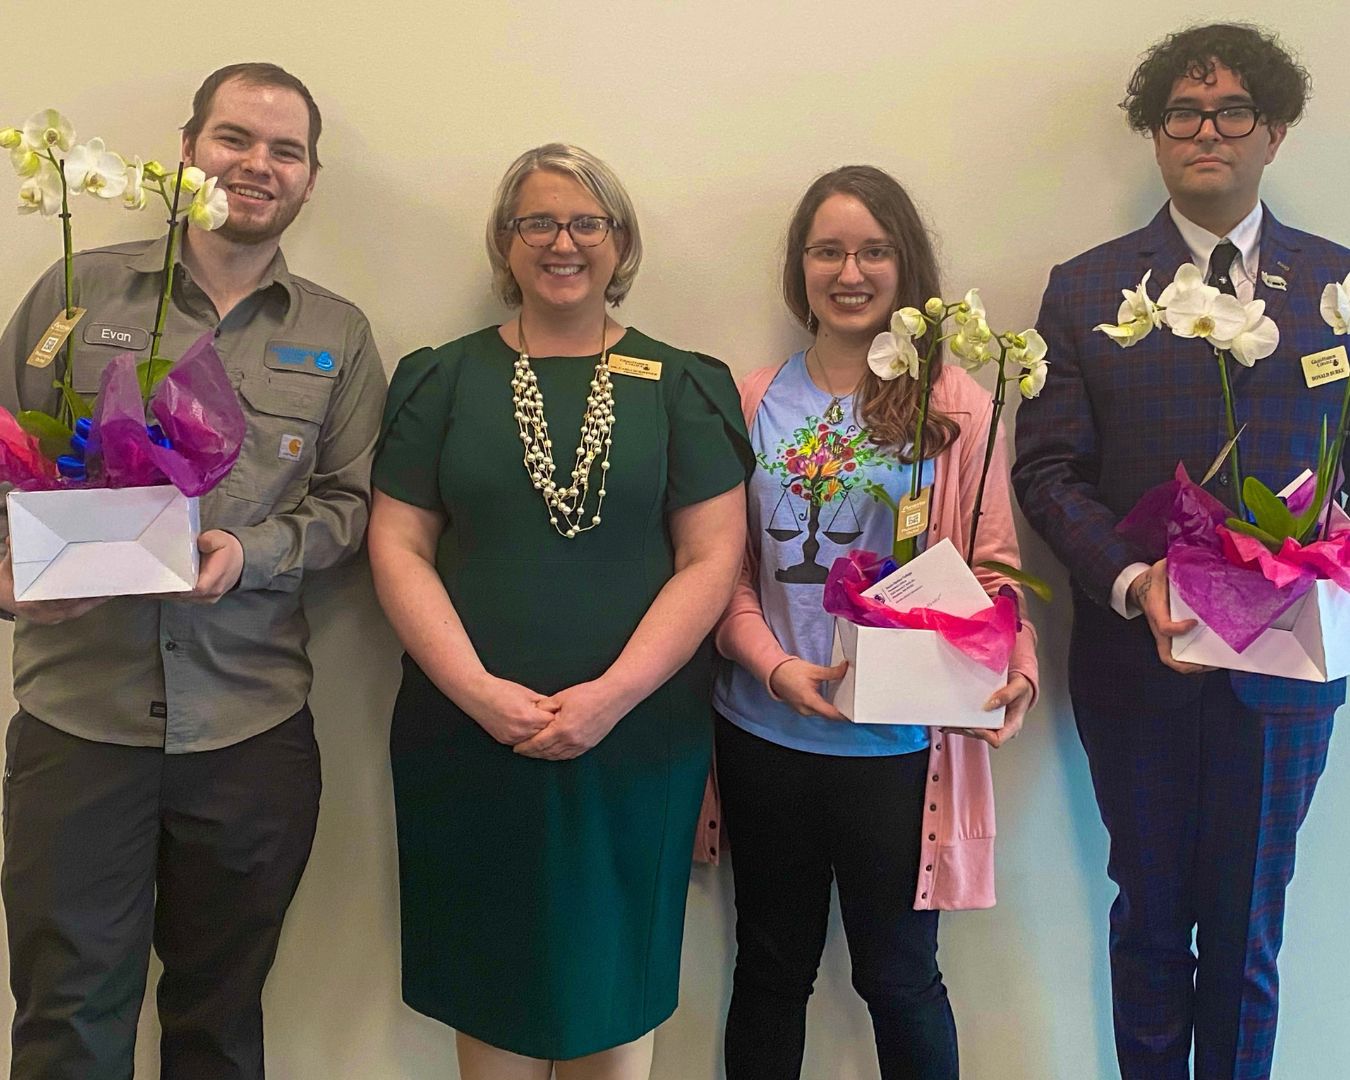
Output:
[2,708,321,1080]
[716,715,958,1080]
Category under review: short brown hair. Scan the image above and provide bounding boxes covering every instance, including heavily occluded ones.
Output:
[783,165,959,460]
[183,63,323,169]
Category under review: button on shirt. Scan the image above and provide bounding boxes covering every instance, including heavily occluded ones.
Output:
[0,236,387,751]
[1110,202,1263,618]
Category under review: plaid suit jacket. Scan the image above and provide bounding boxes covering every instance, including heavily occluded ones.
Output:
[1013,203,1350,713]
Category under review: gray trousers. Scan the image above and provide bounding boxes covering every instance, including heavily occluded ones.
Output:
[1,707,321,1080]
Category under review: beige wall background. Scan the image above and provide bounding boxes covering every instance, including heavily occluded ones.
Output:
[3,1,1349,1076]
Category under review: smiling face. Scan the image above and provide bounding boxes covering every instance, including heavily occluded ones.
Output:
[506,168,621,319]
[1152,61,1286,234]
[802,193,899,343]
[182,76,316,245]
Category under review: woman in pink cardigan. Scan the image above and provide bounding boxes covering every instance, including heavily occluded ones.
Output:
[709,166,1039,1080]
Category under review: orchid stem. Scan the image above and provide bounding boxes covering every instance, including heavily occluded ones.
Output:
[893,323,940,565]
[1322,373,1350,540]
[145,163,187,403]
[1216,348,1246,520]
[56,158,75,429]
[967,348,1008,564]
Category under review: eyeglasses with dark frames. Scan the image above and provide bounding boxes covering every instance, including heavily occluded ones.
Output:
[1160,106,1262,140]
[509,215,620,248]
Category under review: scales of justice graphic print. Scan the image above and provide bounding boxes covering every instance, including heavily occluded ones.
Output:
[762,415,895,584]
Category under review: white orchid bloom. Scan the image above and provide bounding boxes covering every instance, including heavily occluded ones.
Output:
[178,166,206,194]
[17,166,62,216]
[950,309,994,368]
[891,307,926,337]
[10,146,42,178]
[122,157,148,210]
[953,287,986,326]
[867,329,920,381]
[1320,274,1350,335]
[1212,298,1280,367]
[21,109,75,153]
[187,176,229,230]
[1094,270,1162,347]
[65,138,128,200]
[1008,328,1048,369]
[1160,265,1247,344]
[1019,359,1049,399]
[1156,261,1206,308]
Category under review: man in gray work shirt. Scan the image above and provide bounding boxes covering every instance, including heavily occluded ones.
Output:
[0,63,386,1078]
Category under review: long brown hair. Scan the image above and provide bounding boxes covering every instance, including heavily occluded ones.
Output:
[783,166,959,461]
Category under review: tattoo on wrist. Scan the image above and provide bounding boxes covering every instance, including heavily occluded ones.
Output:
[1134,576,1152,607]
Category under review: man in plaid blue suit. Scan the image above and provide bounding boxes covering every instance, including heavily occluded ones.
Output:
[1014,23,1349,1080]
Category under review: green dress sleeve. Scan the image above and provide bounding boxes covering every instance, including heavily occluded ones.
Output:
[372,345,455,510]
[665,352,755,511]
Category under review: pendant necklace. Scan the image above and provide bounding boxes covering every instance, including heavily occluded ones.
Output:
[807,345,859,426]
[511,317,616,539]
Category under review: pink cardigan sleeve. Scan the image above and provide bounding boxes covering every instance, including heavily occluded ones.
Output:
[711,365,795,689]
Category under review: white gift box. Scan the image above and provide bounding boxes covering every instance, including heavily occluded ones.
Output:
[6,485,199,601]
[828,538,1007,728]
[1168,471,1350,682]
[1170,580,1350,682]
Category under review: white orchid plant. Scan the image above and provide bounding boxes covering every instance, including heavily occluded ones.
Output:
[1311,271,1350,542]
[2,109,228,451]
[1094,263,1279,521]
[865,290,1051,599]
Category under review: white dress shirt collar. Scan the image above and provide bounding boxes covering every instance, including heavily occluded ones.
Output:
[1169,202,1263,299]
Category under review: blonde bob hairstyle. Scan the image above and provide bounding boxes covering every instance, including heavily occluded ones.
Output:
[486,143,643,308]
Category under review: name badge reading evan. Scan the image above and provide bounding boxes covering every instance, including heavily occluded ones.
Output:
[1301,345,1349,389]
[607,354,662,380]
[895,488,931,542]
[25,307,87,368]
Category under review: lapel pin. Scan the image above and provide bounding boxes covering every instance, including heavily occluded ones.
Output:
[1260,271,1288,291]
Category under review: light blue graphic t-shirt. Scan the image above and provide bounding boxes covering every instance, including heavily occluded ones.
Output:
[714,352,933,756]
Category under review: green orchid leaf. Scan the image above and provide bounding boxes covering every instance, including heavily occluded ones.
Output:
[1242,476,1296,541]
[978,560,1054,603]
[16,410,74,459]
[54,382,93,422]
[136,355,175,395]
[1223,516,1283,554]
[1292,416,1332,543]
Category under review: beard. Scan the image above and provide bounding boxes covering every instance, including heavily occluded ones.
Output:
[214,189,307,245]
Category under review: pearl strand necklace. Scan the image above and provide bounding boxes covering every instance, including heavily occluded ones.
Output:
[511,321,616,538]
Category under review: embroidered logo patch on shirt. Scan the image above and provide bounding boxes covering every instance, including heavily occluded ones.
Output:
[279,433,305,461]
[265,341,339,378]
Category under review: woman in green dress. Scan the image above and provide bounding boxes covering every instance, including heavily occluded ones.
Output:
[367,144,751,1079]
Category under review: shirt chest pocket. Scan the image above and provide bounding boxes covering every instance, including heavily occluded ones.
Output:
[224,375,332,510]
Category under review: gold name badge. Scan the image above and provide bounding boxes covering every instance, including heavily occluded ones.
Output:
[607,354,662,380]
[25,307,88,368]
[1301,345,1349,389]
[895,487,932,542]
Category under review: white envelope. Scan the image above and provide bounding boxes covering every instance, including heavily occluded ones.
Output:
[829,539,1007,727]
[6,486,200,601]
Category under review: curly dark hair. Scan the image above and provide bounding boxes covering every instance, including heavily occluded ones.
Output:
[1121,23,1310,134]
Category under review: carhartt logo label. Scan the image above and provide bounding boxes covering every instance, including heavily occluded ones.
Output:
[84,323,150,351]
[279,433,304,461]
